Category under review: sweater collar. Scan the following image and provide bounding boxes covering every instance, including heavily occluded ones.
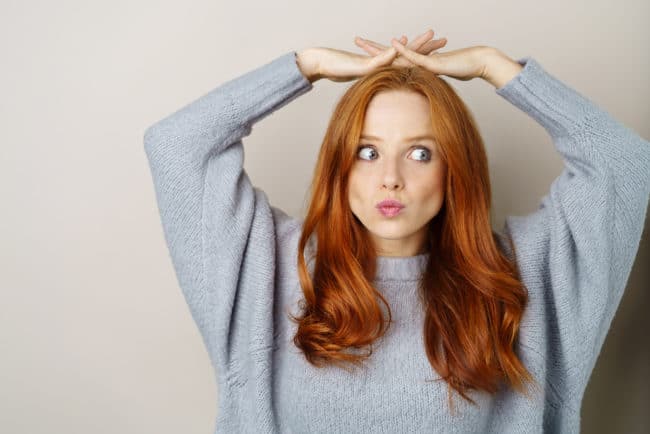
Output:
[374,253,430,282]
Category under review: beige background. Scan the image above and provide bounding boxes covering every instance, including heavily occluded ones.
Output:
[1,0,648,433]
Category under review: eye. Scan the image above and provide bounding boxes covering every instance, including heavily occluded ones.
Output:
[357,145,378,160]
[410,147,431,161]
[356,145,431,162]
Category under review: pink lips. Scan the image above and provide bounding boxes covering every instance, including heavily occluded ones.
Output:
[376,199,405,217]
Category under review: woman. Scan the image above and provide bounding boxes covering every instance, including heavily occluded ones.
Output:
[143,29,649,433]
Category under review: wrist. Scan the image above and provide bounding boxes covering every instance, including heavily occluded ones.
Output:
[481,48,523,89]
[295,48,322,83]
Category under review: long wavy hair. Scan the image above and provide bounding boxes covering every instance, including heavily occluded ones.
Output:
[289,64,540,413]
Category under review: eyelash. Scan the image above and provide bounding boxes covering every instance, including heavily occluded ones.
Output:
[356,144,432,162]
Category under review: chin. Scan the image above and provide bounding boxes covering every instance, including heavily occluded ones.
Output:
[370,225,407,240]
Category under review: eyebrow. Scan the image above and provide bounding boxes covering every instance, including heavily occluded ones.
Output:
[360,134,436,142]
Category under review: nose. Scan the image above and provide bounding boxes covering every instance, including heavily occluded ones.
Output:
[381,160,404,190]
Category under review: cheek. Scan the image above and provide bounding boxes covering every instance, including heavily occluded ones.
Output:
[412,169,445,201]
[430,163,446,186]
[347,172,364,208]
[348,170,368,197]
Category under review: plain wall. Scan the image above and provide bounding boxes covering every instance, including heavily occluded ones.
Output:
[1,0,647,433]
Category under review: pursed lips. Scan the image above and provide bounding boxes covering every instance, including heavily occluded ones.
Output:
[376,199,405,209]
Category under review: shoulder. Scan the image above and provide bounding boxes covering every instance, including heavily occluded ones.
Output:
[270,205,302,243]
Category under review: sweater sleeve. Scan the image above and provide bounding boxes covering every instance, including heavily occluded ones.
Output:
[143,52,313,374]
[495,58,650,383]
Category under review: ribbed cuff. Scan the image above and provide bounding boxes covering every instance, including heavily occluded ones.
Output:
[495,57,594,139]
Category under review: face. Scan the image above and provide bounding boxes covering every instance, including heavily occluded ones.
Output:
[348,90,446,257]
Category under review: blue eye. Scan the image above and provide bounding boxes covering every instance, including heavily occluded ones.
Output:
[411,148,431,161]
[356,145,431,162]
[357,146,378,160]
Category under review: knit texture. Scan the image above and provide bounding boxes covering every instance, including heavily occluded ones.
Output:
[143,51,650,433]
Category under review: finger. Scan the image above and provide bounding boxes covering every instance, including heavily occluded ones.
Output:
[356,30,436,53]
[356,41,391,60]
[403,29,438,52]
[356,36,408,56]
[354,37,381,56]
[391,38,432,66]
[406,29,434,50]
[368,46,398,68]
[358,39,447,72]
[356,36,421,68]
[355,37,385,53]
[354,34,443,71]
[361,37,445,56]
[419,38,448,53]
[355,35,400,54]
[356,33,408,50]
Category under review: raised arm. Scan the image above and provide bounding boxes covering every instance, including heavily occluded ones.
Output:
[490,53,650,396]
[143,51,313,368]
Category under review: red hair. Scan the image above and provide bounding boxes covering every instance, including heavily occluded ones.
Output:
[289,64,540,413]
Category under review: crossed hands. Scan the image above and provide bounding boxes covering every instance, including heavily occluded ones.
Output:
[298,29,498,84]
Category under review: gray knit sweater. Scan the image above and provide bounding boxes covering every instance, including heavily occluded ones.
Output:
[143,51,649,433]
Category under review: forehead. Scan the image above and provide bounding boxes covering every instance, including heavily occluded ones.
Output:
[361,90,433,139]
